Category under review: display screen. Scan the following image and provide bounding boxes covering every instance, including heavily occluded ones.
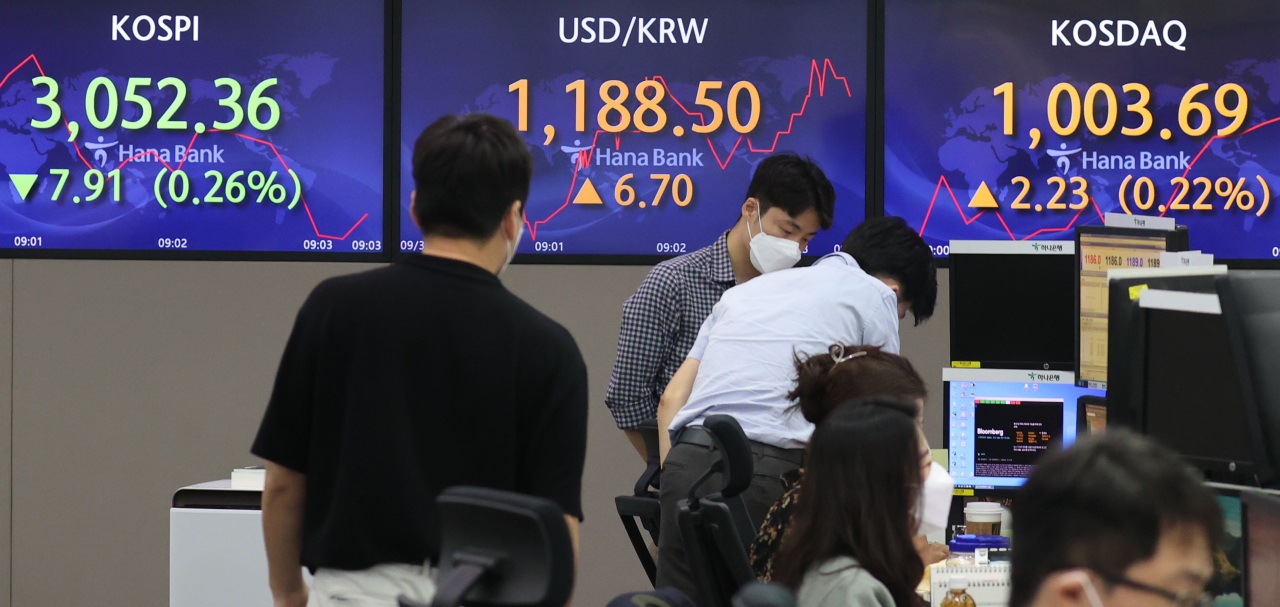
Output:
[1214,495,1245,607]
[946,374,1104,488]
[949,242,1075,368]
[0,1,386,256]
[1077,231,1168,385]
[1144,308,1254,473]
[886,0,1280,260]
[399,0,867,257]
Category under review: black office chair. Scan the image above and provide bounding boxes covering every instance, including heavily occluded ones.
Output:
[398,486,574,607]
[732,582,797,607]
[676,414,759,607]
[615,418,663,585]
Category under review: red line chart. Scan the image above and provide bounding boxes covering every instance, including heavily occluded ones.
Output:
[524,58,853,240]
[1,54,367,241]
[1158,115,1280,218]
[918,175,1106,241]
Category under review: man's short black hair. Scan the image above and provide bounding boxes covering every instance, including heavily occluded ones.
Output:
[1009,430,1223,607]
[412,113,532,240]
[744,154,836,230]
[840,216,936,324]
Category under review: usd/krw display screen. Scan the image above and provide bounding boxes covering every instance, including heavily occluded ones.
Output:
[400,0,867,258]
[886,0,1280,260]
[0,1,386,256]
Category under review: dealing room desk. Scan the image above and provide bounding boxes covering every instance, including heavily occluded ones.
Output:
[171,480,299,607]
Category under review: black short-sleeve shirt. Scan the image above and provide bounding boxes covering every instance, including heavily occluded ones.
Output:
[251,254,588,572]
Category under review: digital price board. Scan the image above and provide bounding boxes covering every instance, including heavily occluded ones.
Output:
[0,0,387,257]
[399,0,867,259]
[886,0,1280,261]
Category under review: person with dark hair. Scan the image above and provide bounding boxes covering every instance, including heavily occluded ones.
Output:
[607,153,837,459]
[841,216,937,325]
[750,344,949,581]
[653,217,939,599]
[253,114,588,607]
[1010,430,1222,607]
[772,397,937,607]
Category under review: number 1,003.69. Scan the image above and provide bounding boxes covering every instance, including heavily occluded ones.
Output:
[993,81,1249,138]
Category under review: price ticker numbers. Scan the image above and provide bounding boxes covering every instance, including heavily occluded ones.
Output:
[886,0,1280,260]
[0,0,385,254]
[399,0,868,256]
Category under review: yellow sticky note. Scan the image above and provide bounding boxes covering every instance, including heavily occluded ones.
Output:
[932,449,948,469]
[951,361,981,368]
[953,488,975,496]
[1129,284,1149,300]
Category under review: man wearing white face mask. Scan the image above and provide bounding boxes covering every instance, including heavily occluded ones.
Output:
[253,114,588,607]
[653,216,938,598]
[1009,430,1222,607]
[607,154,836,460]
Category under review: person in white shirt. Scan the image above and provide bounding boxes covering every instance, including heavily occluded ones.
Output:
[652,216,937,600]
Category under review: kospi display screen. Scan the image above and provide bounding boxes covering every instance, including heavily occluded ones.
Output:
[0,1,388,258]
[399,0,867,259]
[885,0,1280,260]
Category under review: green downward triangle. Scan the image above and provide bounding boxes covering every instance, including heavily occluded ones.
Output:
[9,174,38,201]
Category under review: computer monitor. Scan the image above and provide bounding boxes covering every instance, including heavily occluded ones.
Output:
[949,241,1074,370]
[944,368,1105,490]
[1210,486,1247,606]
[1104,269,1226,430]
[1243,489,1280,605]
[1140,292,1258,485]
[1075,225,1190,388]
[1218,271,1280,488]
[1205,484,1280,606]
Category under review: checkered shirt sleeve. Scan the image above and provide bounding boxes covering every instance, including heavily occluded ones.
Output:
[606,265,683,429]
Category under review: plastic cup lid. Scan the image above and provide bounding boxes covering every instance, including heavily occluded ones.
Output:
[964,502,1004,513]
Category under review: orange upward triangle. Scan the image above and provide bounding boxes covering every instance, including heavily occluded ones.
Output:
[968,182,999,209]
[572,178,604,205]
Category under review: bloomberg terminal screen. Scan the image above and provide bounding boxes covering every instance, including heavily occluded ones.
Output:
[0,1,386,256]
[886,0,1280,260]
[398,0,867,257]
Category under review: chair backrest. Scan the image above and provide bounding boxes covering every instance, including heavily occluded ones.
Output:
[617,419,664,585]
[606,587,699,607]
[731,582,796,607]
[635,418,662,495]
[398,486,574,607]
[678,415,759,607]
[698,415,754,500]
[696,415,759,545]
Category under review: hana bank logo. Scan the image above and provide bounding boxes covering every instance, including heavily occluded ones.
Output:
[1028,372,1062,382]
[1047,143,1082,173]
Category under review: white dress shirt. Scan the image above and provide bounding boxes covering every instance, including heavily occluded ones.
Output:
[668,252,901,449]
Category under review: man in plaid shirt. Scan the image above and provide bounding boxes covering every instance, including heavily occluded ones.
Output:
[605,154,837,459]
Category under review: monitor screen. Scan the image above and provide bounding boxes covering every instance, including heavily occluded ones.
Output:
[884,0,1280,260]
[1078,231,1170,386]
[1245,491,1280,605]
[944,368,1104,489]
[398,0,867,259]
[1144,308,1255,481]
[949,241,1074,369]
[1214,494,1245,606]
[0,0,387,257]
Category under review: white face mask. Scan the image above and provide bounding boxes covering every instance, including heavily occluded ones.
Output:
[915,461,955,537]
[746,209,802,274]
[501,219,523,274]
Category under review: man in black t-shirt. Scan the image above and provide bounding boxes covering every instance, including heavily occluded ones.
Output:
[253,114,588,607]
